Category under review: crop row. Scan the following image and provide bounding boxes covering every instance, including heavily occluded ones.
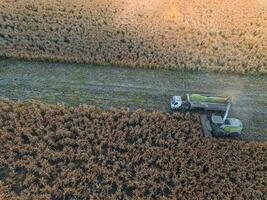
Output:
[0,0,266,74]
[0,100,266,199]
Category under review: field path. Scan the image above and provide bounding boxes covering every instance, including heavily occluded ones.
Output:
[0,59,266,140]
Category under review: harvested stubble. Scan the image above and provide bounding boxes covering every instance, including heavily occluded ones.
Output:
[0,0,267,74]
[0,100,266,200]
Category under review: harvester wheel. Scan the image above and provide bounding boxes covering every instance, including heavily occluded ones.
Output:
[180,102,190,111]
[211,123,226,138]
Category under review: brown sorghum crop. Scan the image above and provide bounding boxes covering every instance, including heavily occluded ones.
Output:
[0,100,266,199]
[0,0,266,74]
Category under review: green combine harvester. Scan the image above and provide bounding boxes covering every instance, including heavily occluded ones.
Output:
[170,94,243,138]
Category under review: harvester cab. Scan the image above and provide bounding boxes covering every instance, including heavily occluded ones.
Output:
[170,93,243,138]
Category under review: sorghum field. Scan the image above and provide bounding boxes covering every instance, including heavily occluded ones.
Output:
[0,0,266,74]
[0,100,266,199]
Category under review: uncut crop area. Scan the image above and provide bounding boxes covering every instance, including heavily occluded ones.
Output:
[0,0,267,74]
[0,100,266,199]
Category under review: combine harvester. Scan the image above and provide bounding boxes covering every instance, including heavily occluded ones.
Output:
[170,94,243,138]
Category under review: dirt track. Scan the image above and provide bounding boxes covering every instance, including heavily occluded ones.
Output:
[0,58,266,140]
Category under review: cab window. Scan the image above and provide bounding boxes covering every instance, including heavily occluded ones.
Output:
[225,119,230,125]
